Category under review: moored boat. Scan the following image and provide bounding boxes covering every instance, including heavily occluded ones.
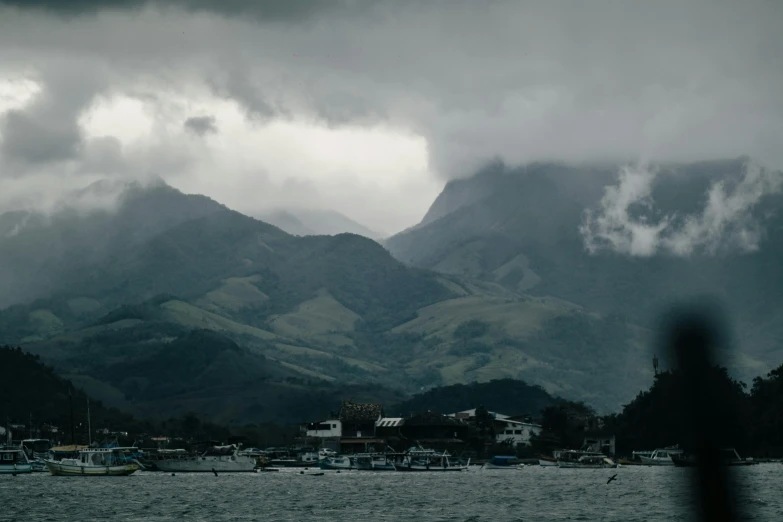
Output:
[538,454,559,467]
[482,455,521,470]
[155,444,256,472]
[45,448,139,476]
[557,450,616,469]
[671,448,758,467]
[319,455,355,470]
[558,455,617,469]
[639,447,682,466]
[392,448,468,472]
[354,454,395,471]
[0,447,33,474]
[22,439,51,471]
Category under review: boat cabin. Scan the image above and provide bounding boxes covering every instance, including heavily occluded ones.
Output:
[1,448,28,464]
[21,439,51,460]
[76,448,130,466]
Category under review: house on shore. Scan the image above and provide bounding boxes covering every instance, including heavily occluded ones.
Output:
[302,401,386,453]
[450,408,542,448]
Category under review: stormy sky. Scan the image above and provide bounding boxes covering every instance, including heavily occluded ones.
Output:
[0,1,781,234]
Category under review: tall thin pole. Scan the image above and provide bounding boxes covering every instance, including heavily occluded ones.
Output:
[69,387,75,447]
[87,398,92,447]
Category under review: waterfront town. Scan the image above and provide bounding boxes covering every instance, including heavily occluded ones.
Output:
[3,397,634,474]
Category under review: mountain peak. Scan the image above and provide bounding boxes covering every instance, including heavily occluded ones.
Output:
[259,207,384,240]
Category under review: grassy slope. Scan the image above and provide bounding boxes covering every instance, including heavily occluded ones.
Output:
[1,181,667,416]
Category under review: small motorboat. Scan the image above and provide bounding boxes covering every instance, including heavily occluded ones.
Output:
[392,448,468,472]
[319,455,355,470]
[671,448,758,467]
[155,445,256,473]
[639,447,683,466]
[538,455,558,467]
[482,455,521,470]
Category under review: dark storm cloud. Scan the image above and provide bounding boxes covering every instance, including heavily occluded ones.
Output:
[0,61,107,167]
[1,107,82,164]
[183,115,217,136]
[0,0,370,21]
[1,0,782,234]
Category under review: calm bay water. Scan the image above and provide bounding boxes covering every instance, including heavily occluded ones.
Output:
[2,465,782,521]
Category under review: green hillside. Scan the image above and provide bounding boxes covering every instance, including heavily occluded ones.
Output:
[391,379,558,417]
[0,179,673,415]
[385,158,783,385]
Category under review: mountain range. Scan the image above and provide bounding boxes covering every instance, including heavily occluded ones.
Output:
[259,209,384,240]
[2,157,780,422]
[385,158,783,380]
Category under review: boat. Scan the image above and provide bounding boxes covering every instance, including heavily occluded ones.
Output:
[392,448,468,472]
[671,448,758,467]
[0,447,33,474]
[558,455,617,469]
[21,439,51,471]
[319,455,355,470]
[639,447,682,466]
[354,453,396,471]
[482,455,521,470]
[137,449,193,471]
[155,445,256,472]
[45,448,139,476]
[557,450,617,468]
[538,455,558,467]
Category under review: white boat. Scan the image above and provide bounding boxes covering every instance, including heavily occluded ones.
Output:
[319,455,355,470]
[392,449,468,472]
[155,445,256,472]
[482,455,521,470]
[22,439,51,471]
[354,453,395,471]
[0,447,33,474]
[639,447,683,466]
[558,455,617,469]
[45,448,139,476]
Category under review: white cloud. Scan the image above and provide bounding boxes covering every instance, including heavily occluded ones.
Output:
[581,161,783,256]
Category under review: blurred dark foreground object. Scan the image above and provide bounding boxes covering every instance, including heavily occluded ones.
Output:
[667,308,742,522]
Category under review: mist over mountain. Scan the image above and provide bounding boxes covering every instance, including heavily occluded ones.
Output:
[386,157,783,382]
[260,208,384,240]
[0,179,227,308]
[0,178,658,415]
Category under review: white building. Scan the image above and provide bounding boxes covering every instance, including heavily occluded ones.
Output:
[305,419,342,438]
[449,408,542,447]
[494,418,541,447]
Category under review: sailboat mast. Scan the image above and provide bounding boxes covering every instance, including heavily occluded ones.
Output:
[87,398,92,446]
[69,387,75,446]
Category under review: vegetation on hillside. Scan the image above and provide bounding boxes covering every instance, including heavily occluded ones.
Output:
[385,159,783,386]
[390,378,557,417]
[535,361,783,458]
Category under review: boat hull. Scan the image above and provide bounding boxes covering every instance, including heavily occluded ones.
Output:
[45,460,138,476]
[558,462,617,469]
[0,464,33,474]
[319,459,354,470]
[639,456,674,466]
[393,465,467,472]
[671,458,758,468]
[156,457,256,472]
[482,463,521,470]
[538,458,558,467]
